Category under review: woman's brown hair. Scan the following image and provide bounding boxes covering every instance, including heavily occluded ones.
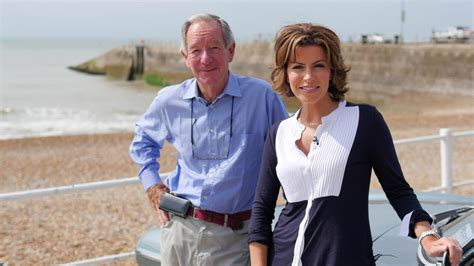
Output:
[271,23,350,100]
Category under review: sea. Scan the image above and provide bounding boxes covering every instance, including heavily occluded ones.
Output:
[1,39,159,140]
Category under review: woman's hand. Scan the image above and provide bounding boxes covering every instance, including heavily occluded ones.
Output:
[421,235,463,266]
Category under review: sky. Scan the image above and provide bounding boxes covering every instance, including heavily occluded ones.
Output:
[1,0,473,43]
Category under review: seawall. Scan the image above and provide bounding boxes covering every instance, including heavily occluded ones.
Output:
[343,44,473,96]
[232,42,473,97]
[69,42,473,96]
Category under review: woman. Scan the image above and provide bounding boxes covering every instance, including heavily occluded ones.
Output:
[248,23,462,266]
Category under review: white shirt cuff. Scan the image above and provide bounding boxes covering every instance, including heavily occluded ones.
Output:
[399,210,414,236]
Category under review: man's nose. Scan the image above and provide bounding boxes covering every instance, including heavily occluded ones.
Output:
[200,50,212,65]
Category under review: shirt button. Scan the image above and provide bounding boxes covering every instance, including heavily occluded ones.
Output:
[209,129,214,133]
[203,196,207,200]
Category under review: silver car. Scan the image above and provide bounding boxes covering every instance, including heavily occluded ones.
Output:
[135,191,473,265]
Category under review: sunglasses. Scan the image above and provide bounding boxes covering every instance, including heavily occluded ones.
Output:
[190,96,234,160]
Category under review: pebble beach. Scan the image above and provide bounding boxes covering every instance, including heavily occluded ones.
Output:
[1,91,473,265]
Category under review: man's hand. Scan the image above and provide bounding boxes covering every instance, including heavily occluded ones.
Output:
[146,183,170,225]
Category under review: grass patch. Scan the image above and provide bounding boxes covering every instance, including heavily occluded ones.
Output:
[145,74,169,87]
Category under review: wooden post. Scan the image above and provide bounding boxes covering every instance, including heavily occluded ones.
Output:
[128,42,145,81]
[136,44,144,76]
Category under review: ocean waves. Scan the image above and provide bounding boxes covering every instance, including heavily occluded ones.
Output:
[0,106,140,140]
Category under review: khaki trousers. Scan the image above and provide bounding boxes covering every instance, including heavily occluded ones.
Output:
[160,215,250,266]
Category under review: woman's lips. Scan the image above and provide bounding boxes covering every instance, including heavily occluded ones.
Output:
[300,86,319,93]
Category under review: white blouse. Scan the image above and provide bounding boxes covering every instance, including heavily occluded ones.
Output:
[275,100,359,203]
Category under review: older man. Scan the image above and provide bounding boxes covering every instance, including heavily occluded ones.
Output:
[130,13,287,265]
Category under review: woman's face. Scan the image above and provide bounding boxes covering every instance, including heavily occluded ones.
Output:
[286,45,332,106]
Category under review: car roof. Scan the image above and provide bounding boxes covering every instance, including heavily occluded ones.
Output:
[136,191,473,265]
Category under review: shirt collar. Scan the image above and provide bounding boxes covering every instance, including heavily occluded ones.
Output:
[321,100,346,123]
[182,71,242,100]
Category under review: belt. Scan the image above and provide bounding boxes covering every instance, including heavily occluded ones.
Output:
[187,207,251,230]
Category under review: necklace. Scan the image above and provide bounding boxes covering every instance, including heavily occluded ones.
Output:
[297,111,321,129]
[298,119,320,129]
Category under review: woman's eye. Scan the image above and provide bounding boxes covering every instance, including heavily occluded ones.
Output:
[314,63,325,68]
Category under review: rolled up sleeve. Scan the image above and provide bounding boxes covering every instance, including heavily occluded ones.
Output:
[129,98,170,191]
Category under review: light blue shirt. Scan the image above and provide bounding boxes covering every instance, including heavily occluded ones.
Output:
[130,72,288,213]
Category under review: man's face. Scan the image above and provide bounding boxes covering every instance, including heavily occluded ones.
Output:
[181,20,235,94]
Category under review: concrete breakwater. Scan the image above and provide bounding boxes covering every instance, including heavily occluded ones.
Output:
[68,43,191,84]
[69,42,473,96]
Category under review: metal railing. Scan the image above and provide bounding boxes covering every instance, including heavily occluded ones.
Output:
[1,128,473,265]
[393,128,474,193]
[59,251,136,265]
[0,176,142,202]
